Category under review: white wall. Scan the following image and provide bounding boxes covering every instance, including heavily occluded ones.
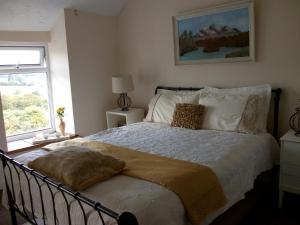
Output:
[118,0,300,136]
[48,13,75,134]
[0,31,50,42]
[64,9,118,135]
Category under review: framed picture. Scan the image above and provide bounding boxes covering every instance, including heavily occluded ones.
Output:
[173,0,255,65]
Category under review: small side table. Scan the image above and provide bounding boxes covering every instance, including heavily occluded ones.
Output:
[279,130,300,208]
[106,108,144,128]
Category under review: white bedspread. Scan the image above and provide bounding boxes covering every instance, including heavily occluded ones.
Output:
[2,122,279,225]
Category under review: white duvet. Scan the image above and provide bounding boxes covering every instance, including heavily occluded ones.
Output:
[2,122,279,225]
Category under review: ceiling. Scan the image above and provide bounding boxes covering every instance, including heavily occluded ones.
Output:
[0,0,128,31]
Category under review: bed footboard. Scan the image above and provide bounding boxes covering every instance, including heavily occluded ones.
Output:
[0,149,139,225]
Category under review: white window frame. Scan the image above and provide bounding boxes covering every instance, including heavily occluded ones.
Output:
[0,46,45,69]
[0,43,55,142]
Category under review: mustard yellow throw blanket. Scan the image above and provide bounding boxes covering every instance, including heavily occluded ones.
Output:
[44,139,227,225]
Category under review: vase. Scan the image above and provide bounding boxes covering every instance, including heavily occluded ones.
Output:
[289,106,300,136]
[59,118,66,136]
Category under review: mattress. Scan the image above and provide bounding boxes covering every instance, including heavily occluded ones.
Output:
[2,122,279,225]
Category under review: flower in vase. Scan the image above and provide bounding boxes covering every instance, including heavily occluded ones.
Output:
[56,107,65,119]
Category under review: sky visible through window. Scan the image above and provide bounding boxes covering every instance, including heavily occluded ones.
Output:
[0,49,41,66]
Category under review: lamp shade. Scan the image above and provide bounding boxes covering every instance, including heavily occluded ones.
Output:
[112,74,134,94]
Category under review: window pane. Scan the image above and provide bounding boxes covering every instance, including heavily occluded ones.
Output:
[0,73,52,137]
[0,48,42,66]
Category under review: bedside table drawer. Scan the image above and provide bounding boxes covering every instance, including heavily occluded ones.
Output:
[281,164,300,177]
[281,141,300,165]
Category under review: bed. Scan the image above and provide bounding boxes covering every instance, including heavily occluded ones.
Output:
[0,85,282,225]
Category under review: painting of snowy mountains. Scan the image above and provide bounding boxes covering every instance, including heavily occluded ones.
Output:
[173,1,254,64]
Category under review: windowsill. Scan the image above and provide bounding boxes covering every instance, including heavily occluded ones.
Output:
[7,134,79,155]
[7,138,34,152]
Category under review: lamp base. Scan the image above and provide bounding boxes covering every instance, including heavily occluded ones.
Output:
[117,93,132,111]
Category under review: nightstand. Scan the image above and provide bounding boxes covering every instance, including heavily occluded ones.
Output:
[106,108,144,128]
[279,130,300,208]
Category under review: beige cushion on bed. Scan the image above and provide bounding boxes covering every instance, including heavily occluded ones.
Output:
[28,146,125,191]
[171,103,205,130]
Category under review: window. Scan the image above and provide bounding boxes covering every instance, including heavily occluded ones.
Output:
[0,45,54,142]
[0,46,45,68]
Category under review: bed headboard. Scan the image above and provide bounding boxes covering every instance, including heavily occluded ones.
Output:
[155,86,282,140]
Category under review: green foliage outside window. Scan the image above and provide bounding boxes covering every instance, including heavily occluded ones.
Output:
[2,92,50,136]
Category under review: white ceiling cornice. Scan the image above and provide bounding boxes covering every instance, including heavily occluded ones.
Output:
[0,0,128,31]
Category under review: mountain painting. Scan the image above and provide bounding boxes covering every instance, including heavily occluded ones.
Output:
[173,1,254,64]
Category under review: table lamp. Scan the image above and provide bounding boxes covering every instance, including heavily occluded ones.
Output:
[112,74,134,111]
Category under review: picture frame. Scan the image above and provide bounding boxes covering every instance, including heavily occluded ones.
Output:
[173,0,255,65]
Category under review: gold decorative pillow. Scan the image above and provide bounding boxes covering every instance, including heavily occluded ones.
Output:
[171,103,205,130]
[28,146,125,191]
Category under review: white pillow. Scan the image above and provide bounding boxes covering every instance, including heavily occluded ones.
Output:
[202,85,272,132]
[144,94,161,122]
[156,89,200,95]
[199,94,249,131]
[145,92,200,124]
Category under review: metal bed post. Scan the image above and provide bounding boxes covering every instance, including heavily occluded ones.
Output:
[7,183,18,225]
[272,88,282,141]
[1,152,18,225]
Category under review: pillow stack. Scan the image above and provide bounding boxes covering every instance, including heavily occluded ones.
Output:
[144,84,272,134]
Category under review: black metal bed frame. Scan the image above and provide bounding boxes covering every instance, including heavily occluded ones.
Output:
[0,86,282,225]
[0,150,139,225]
